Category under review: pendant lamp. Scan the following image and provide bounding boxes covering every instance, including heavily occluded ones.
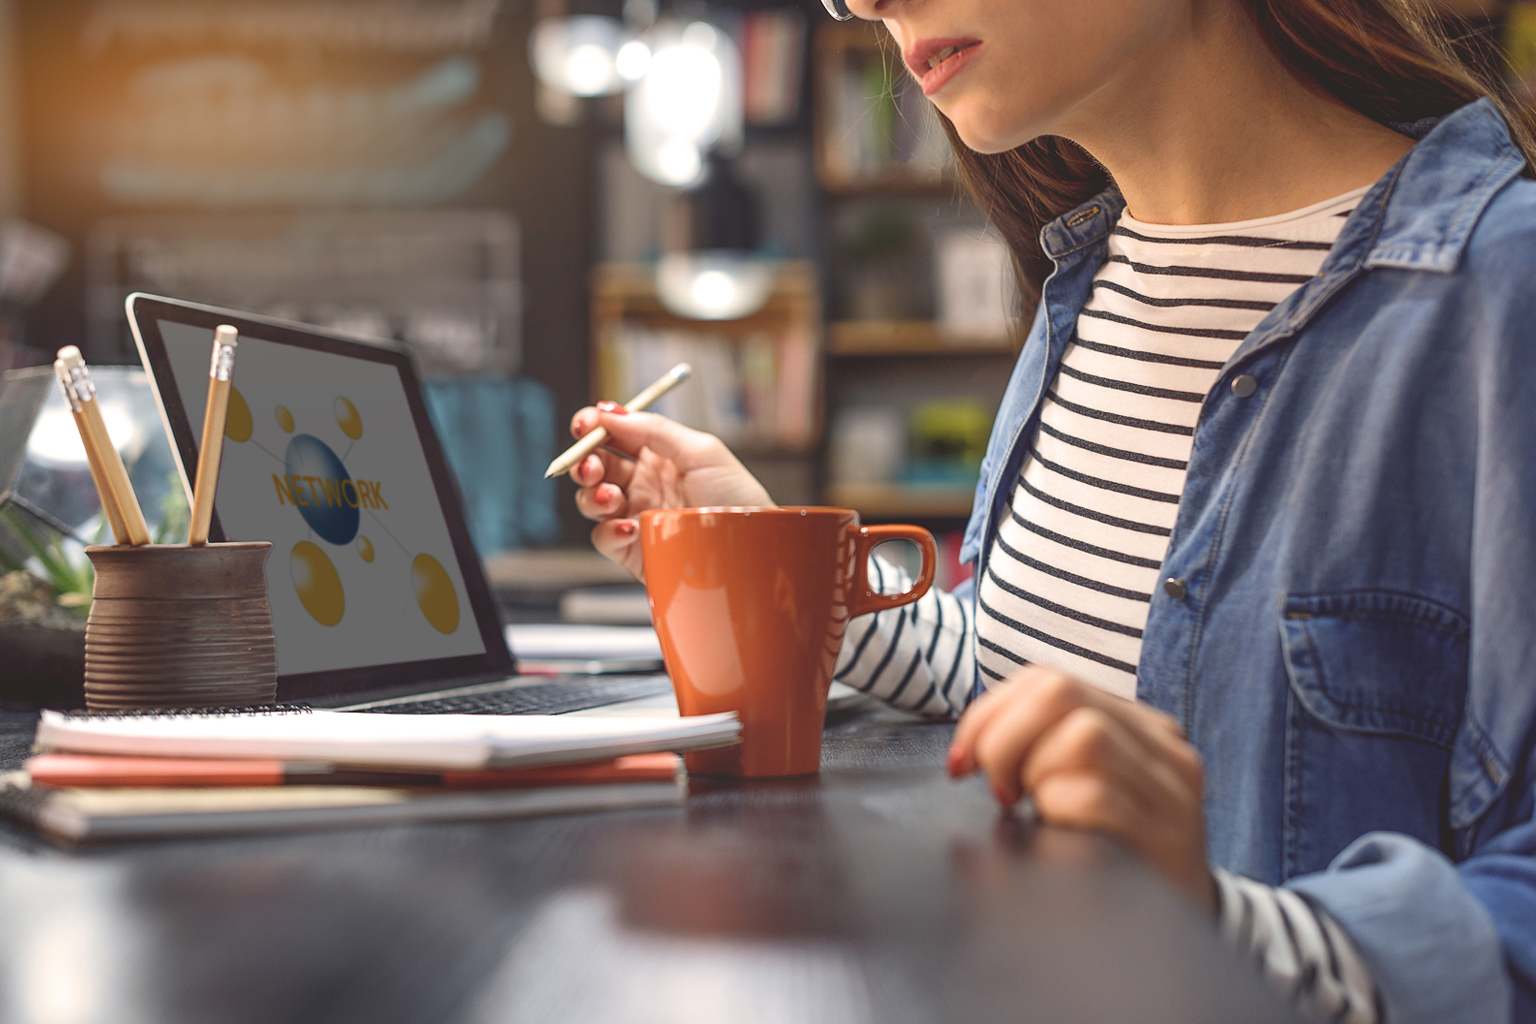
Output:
[655,154,773,320]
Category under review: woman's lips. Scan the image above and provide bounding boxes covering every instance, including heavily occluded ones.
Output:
[904,38,981,97]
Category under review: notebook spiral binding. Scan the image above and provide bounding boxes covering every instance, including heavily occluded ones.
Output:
[57,704,313,720]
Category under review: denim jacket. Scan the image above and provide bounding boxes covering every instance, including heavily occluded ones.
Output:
[958,99,1536,1023]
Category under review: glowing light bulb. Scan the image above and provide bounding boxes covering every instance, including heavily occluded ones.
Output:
[656,253,774,320]
[25,402,140,467]
[529,16,627,97]
[690,270,736,311]
[25,408,88,466]
[643,44,723,141]
[616,39,651,81]
[564,44,617,96]
[656,139,702,185]
[623,20,741,187]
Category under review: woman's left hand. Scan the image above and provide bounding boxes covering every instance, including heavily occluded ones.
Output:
[947,665,1215,909]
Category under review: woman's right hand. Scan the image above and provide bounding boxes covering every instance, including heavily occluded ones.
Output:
[570,402,772,580]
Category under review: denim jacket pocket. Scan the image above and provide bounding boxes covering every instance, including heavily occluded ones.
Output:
[1277,590,1469,877]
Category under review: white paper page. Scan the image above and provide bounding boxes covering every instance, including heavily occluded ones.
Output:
[506,623,662,660]
[35,710,740,771]
[35,710,495,769]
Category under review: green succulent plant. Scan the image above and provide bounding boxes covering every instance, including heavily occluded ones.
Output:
[0,472,189,615]
[0,507,93,614]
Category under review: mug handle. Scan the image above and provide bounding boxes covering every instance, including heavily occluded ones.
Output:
[849,524,938,619]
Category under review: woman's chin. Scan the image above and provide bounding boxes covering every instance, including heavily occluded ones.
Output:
[941,100,1038,155]
[950,122,1030,156]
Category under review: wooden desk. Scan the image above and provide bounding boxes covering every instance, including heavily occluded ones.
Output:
[0,705,1296,1024]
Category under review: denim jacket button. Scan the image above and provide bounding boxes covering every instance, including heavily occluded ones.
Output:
[1163,577,1188,600]
[1231,374,1258,398]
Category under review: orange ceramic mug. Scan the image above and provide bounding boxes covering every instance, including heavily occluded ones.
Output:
[640,506,936,778]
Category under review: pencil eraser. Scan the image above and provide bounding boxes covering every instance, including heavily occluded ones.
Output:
[56,345,83,369]
[215,325,239,346]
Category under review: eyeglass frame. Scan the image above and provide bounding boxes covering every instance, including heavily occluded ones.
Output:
[821,0,854,20]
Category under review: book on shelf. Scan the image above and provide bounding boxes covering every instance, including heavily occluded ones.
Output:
[936,229,1018,340]
[821,48,950,185]
[599,323,816,449]
[742,9,805,125]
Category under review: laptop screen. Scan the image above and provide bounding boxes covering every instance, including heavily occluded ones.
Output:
[129,294,513,700]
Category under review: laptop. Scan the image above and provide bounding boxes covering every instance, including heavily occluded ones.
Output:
[127,293,673,714]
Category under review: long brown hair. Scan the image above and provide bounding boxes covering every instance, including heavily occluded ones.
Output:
[942,0,1536,311]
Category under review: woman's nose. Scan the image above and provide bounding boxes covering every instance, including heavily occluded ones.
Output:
[840,0,891,21]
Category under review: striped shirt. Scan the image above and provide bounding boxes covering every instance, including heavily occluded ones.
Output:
[835,187,1379,1023]
[975,187,1367,697]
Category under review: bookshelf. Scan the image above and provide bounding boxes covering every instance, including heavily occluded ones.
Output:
[811,22,1012,530]
[824,481,977,519]
[813,22,954,194]
[827,320,1018,357]
[590,261,824,503]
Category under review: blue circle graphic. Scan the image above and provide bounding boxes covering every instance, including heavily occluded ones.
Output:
[284,434,360,545]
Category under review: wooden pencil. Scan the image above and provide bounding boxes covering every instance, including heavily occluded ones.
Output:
[54,347,151,546]
[188,325,238,546]
[54,358,129,544]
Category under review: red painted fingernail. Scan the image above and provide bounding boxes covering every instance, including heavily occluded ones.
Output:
[946,747,964,777]
[616,520,636,537]
[596,401,629,415]
[991,782,1011,805]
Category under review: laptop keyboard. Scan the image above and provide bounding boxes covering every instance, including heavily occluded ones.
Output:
[358,675,673,716]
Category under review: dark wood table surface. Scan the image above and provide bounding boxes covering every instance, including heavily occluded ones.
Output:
[0,702,1296,1024]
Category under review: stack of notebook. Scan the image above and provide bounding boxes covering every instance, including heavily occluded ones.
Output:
[0,707,740,845]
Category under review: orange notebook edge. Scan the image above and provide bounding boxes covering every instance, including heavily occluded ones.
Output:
[437,753,684,788]
[24,752,684,789]
[25,754,287,787]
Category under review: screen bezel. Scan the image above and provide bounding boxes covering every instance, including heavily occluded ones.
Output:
[127,292,514,700]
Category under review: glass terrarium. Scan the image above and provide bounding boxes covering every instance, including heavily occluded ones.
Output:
[0,364,185,702]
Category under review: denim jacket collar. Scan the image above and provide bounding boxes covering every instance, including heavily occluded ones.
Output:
[1038,97,1524,279]
[959,98,1527,575]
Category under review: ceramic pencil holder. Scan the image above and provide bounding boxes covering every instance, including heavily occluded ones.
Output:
[83,542,277,711]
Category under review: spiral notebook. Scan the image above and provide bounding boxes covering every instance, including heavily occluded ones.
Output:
[4,708,732,845]
[31,707,741,771]
[0,774,688,845]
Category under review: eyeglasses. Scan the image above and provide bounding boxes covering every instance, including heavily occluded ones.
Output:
[821,0,854,20]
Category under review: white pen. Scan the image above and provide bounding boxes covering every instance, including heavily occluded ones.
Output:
[544,363,693,479]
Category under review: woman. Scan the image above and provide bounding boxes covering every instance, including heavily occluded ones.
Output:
[567,0,1536,1015]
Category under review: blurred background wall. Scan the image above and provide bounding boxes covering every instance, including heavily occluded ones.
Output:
[0,0,1522,561]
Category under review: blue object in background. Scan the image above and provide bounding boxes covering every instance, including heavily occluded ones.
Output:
[422,377,560,555]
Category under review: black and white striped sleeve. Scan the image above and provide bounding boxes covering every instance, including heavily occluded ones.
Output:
[1213,868,1381,1024]
[833,555,977,718]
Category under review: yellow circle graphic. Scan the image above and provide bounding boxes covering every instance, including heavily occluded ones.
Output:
[411,554,459,634]
[358,536,374,563]
[335,397,363,440]
[275,405,295,433]
[291,541,344,626]
[224,387,253,442]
